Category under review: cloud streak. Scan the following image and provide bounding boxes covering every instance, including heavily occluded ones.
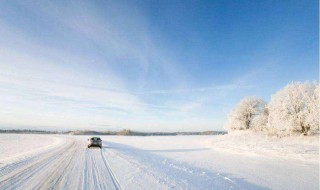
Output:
[0,0,271,132]
[137,84,253,95]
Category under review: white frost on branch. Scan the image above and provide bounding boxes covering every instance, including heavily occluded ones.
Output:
[225,97,266,132]
[267,81,319,136]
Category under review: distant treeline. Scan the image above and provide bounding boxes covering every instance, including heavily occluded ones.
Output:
[0,129,227,136]
[70,129,227,136]
[0,129,68,134]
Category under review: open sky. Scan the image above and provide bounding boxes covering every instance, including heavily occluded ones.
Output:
[0,0,318,132]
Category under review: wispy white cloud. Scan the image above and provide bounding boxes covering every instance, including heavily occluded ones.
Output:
[0,3,152,129]
[17,0,186,89]
[137,84,252,95]
[0,1,258,131]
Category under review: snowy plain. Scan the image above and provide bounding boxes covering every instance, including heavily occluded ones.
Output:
[0,134,318,190]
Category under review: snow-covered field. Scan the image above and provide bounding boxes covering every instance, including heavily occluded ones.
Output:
[0,134,318,190]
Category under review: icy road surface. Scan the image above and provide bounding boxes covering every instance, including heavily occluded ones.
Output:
[0,134,318,190]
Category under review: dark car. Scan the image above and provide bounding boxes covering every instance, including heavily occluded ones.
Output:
[87,137,102,148]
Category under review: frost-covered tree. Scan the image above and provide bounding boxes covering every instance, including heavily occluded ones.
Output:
[251,107,269,132]
[267,81,319,136]
[305,84,319,135]
[226,97,266,132]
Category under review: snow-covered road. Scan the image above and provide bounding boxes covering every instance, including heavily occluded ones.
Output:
[0,135,318,190]
[0,136,122,190]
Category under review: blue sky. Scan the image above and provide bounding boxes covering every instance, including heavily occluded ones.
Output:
[0,0,318,131]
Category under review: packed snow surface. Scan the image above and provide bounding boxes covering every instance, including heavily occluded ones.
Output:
[0,134,318,190]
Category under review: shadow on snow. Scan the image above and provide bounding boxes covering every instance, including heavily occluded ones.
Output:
[102,142,269,190]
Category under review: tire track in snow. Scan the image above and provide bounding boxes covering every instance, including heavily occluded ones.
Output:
[84,149,101,190]
[0,137,121,190]
[83,148,89,190]
[0,140,75,189]
[90,151,102,190]
[0,139,67,178]
[102,146,173,188]
[36,141,79,189]
[101,148,122,190]
[83,148,119,190]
